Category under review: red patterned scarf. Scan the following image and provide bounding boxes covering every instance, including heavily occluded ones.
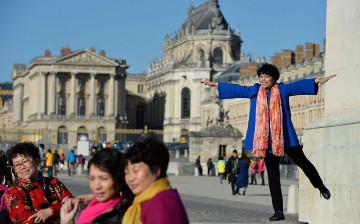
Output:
[252,84,284,157]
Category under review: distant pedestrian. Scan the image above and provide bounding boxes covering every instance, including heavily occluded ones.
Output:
[195,156,203,176]
[90,146,98,157]
[223,156,227,180]
[259,158,265,185]
[217,156,225,184]
[207,158,214,176]
[235,153,250,195]
[226,150,239,195]
[250,159,259,185]
[76,154,85,174]
[67,150,76,176]
[59,153,65,170]
[45,149,54,178]
[53,150,60,176]
[38,144,46,172]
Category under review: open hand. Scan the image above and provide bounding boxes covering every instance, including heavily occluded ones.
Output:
[201,79,218,87]
[317,74,337,85]
[28,208,52,223]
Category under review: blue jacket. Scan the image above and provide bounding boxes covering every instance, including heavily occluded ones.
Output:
[218,78,318,151]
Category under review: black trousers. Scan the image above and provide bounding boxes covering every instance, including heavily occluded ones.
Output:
[264,145,324,212]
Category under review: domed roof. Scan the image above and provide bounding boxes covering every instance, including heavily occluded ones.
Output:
[181,0,230,32]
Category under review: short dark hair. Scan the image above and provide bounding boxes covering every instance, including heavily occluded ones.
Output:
[6,142,40,166]
[124,137,169,178]
[257,63,280,81]
[232,150,238,154]
[88,148,125,192]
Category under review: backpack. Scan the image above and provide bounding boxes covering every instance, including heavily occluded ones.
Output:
[0,190,11,224]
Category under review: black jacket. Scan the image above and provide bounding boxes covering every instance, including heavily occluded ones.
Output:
[226,156,239,182]
[85,198,132,224]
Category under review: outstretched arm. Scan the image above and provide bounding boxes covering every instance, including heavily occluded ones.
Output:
[201,79,218,87]
[315,74,337,85]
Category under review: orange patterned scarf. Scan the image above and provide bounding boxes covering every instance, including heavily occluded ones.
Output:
[252,84,284,158]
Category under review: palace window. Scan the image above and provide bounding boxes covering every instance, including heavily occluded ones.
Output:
[58,96,66,115]
[213,47,223,64]
[97,97,105,116]
[57,126,68,144]
[181,87,191,119]
[78,97,86,115]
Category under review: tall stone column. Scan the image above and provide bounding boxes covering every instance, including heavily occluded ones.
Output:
[40,72,46,115]
[13,83,23,122]
[70,72,76,115]
[108,73,115,116]
[90,73,96,115]
[299,0,360,223]
[50,72,56,114]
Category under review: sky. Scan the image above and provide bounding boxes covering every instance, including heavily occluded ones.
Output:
[0,0,327,83]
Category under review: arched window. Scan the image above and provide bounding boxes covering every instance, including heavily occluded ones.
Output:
[197,49,205,67]
[213,47,223,64]
[97,127,107,143]
[57,126,68,144]
[181,88,191,119]
[77,126,88,141]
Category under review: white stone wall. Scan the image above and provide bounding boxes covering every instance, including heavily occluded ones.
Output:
[300,0,360,223]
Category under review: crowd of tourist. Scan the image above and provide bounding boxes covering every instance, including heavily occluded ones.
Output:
[0,137,190,224]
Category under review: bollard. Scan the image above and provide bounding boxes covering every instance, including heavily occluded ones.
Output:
[175,149,180,159]
[184,149,188,158]
[287,184,299,214]
[194,167,199,176]
[77,165,83,175]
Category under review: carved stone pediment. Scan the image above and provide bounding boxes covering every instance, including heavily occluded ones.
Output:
[55,50,117,66]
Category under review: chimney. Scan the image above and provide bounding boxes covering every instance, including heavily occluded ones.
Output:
[295,45,304,63]
[314,43,320,57]
[99,50,106,57]
[281,50,294,67]
[90,47,96,53]
[271,53,282,68]
[305,43,315,60]
[61,46,71,56]
[44,49,51,57]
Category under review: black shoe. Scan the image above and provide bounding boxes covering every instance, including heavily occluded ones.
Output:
[319,184,331,200]
[269,211,285,221]
[243,190,246,195]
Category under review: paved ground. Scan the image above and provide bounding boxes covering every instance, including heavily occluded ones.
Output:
[56,170,302,224]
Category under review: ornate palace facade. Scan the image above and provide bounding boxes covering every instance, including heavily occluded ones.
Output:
[9,47,128,150]
[146,0,241,142]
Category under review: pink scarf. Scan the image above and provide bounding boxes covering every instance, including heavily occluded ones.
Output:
[76,195,122,224]
[252,84,284,158]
